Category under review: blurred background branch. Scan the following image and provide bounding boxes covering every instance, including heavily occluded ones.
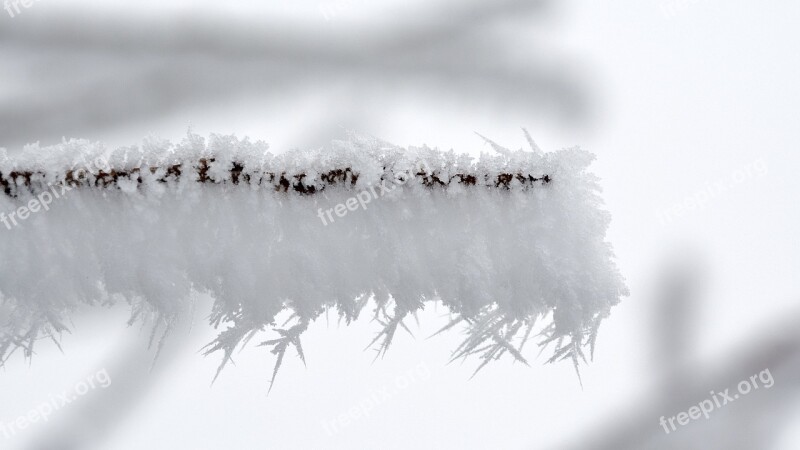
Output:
[562,254,800,450]
[0,0,591,149]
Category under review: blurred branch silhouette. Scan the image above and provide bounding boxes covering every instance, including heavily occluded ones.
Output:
[23,309,197,450]
[0,0,591,148]
[562,253,800,450]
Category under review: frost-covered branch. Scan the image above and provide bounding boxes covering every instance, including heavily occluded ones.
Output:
[0,132,627,388]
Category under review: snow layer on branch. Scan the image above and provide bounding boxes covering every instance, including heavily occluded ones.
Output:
[0,132,627,384]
